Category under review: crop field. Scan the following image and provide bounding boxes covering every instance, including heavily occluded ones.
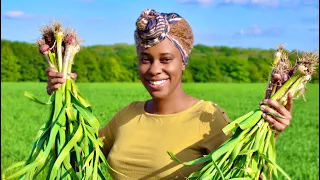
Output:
[1,82,319,179]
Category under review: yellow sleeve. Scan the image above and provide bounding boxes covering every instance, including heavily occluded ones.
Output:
[98,102,139,157]
[98,113,118,157]
[198,103,232,154]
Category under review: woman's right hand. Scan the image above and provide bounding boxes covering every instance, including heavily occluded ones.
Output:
[46,67,77,95]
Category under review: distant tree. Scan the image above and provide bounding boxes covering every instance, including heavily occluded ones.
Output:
[182,68,194,82]
[218,56,251,83]
[1,45,21,81]
[1,39,317,83]
[100,57,130,82]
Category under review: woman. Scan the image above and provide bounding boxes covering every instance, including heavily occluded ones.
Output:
[46,9,293,179]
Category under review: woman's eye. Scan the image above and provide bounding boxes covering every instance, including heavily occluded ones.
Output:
[140,57,149,62]
[160,58,172,62]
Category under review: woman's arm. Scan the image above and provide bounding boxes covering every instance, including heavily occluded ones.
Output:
[98,116,118,158]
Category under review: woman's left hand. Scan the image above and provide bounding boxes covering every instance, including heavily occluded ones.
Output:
[259,93,294,136]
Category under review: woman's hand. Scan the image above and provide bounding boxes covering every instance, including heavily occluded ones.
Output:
[46,67,77,95]
[259,93,294,136]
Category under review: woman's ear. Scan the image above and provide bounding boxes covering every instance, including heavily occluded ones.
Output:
[182,62,186,71]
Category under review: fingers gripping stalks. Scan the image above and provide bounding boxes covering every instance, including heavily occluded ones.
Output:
[3,21,124,179]
[167,45,318,179]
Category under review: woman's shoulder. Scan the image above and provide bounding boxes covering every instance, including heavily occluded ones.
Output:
[107,101,145,127]
[199,100,226,112]
[199,100,231,124]
[115,101,145,116]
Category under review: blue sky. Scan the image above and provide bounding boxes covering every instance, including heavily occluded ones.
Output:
[1,0,319,51]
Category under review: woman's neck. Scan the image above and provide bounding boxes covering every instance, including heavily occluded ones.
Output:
[146,90,199,115]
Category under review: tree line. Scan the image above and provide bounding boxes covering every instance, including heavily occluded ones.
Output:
[1,40,318,83]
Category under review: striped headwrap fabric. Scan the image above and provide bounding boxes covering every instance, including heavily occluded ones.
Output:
[134,9,194,64]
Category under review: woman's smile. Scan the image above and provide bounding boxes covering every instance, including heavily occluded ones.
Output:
[146,79,169,90]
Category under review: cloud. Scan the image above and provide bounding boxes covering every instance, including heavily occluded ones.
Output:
[302,0,319,6]
[177,0,319,8]
[177,0,214,6]
[2,10,71,22]
[3,10,26,19]
[221,0,318,8]
[308,27,319,32]
[233,25,283,37]
[301,16,319,23]
[224,0,279,7]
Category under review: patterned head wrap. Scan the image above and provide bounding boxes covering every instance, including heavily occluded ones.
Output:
[134,9,194,64]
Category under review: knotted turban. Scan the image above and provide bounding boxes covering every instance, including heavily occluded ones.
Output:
[134,9,194,64]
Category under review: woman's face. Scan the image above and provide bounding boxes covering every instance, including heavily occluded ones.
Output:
[138,38,185,100]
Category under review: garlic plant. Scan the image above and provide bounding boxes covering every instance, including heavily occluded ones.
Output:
[3,21,124,180]
[168,45,319,180]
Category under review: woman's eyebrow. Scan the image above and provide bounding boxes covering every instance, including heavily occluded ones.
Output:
[139,52,150,56]
[160,53,174,56]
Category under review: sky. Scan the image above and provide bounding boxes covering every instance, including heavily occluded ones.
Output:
[1,0,319,51]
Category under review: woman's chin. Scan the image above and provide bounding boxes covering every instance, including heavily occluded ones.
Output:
[148,90,169,100]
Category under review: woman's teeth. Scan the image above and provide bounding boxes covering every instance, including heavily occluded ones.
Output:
[149,80,167,85]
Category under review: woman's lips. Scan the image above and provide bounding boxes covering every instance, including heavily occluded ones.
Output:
[146,79,168,89]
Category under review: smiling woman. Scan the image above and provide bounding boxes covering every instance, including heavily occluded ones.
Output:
[45,8,294,179]
[138,38,186,102]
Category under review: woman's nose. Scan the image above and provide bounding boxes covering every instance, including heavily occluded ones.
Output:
[148,61,162,76]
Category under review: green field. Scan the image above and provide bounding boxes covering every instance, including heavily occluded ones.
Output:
[1,82,319,179]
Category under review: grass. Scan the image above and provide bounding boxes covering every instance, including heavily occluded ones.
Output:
[1,82,319,179]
